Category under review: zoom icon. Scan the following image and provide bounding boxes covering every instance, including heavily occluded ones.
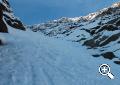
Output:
[99,64,114,79]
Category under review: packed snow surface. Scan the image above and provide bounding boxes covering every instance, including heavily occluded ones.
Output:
[0,28,120,85]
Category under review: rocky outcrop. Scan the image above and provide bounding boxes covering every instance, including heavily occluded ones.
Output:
[115,19,120,26]
[0,1,8,33]
[101,52,116,60]
[0,39,2,45]
[0,0,25,33]
[28,2,120,65]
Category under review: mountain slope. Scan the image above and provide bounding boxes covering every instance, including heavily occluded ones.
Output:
[0,27,120,85]
[28,2,120,65]
[1,1,120,85]
[0,0,25,33]
[0,0,25,45]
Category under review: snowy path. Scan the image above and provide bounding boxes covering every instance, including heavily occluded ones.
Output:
[0,29,120,85]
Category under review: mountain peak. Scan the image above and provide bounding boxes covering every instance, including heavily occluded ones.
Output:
[112,2,120,7]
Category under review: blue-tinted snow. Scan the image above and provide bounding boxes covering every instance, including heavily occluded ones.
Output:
[0,27,120,85]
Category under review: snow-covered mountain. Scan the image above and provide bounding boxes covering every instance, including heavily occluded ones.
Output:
[0,0,25,45]
[0,0,25,33]
[2,25,120,85]
[28,2,120,65]
[1,1,120,85]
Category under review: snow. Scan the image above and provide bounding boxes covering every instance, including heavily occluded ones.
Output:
[0,27,120,85]
[112,2,120,7]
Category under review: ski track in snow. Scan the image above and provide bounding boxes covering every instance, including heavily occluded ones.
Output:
[0,28,120,85]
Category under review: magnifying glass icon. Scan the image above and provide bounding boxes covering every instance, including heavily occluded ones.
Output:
[99,64,114,79]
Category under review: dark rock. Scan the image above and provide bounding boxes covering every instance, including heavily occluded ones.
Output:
[0,20,8,33]
[101,52,116,60]
[0,39,3,45]
[76,35,80,37]
[4,17,26,31]
[84,26,120,48]
[92,54,100,57]
[90,29,96,35]
[96,24,118,33]
[0,3,8,33]
[76,38,86,42]
[0,39,2,45]
[114,61,120,65]
[83,39,98,48]
[100,49,105,52]
[83,29,91,34]
[83,34,108,48]
[0,0,26,33]
[115,19,120,26]
[106,18,119,24]
[100,33,120,46]
[118,41,120,43]
[90,26,100,35]
[91,26,101,30]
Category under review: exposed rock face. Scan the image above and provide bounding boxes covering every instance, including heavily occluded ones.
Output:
[0,0,25,33]
[115,19,120,26]
[0,39,2,45]
[101,52,116,60]
[28,2,120,64]
[0,1,8,32]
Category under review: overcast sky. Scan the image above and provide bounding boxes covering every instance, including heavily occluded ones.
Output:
[10,0,119,25]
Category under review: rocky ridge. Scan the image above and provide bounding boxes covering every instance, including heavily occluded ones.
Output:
[28,2,120,64]
[0,0,25,33]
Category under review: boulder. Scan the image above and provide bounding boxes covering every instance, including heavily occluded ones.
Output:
[83,39,98,48]
[101,52,116,60]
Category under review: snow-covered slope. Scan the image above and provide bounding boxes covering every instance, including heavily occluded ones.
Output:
[1,1,120,85]
[0,27,120,85]
[0,0,25,45]
[28,2,120,65]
